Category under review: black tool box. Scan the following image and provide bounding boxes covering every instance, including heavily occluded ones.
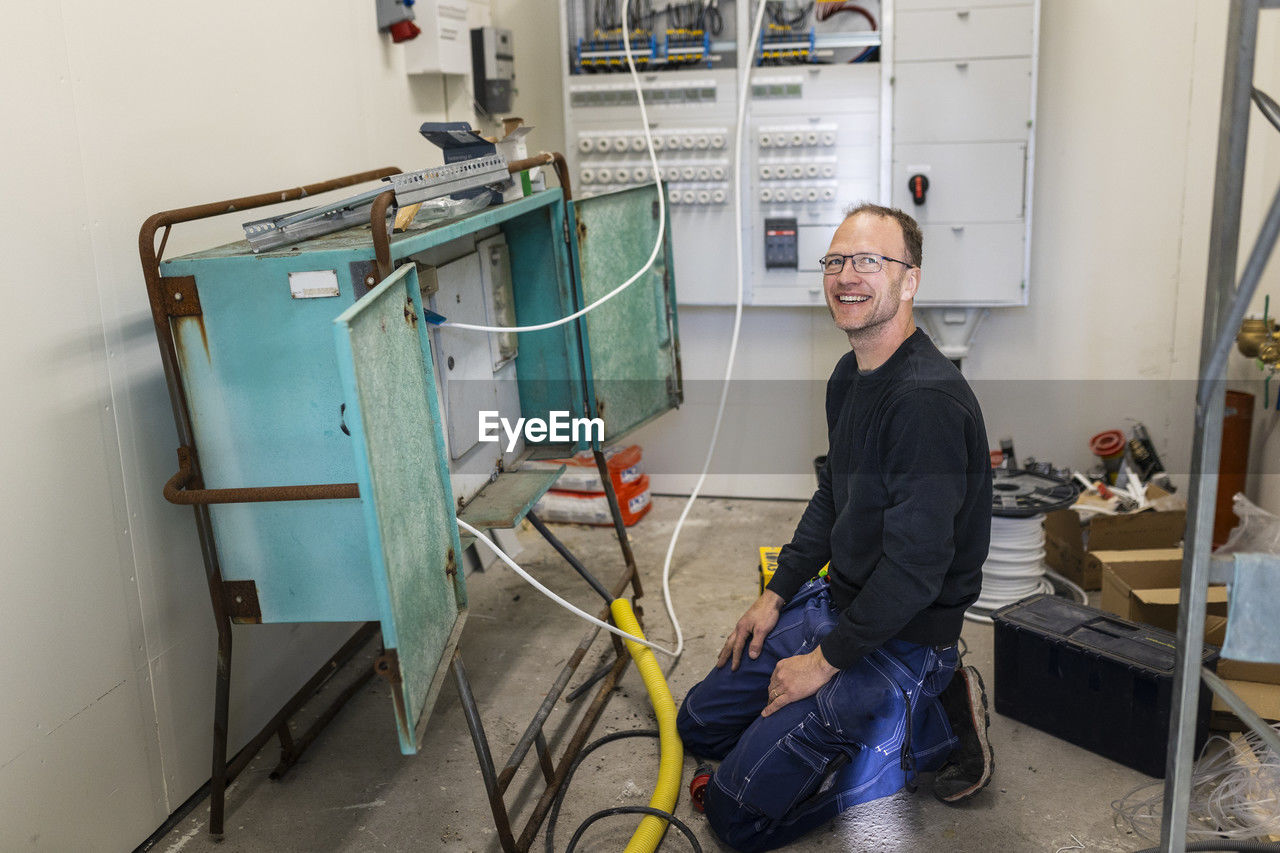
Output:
[992,594,1219,778]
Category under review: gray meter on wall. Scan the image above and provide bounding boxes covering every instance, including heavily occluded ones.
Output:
[472,27,514,114]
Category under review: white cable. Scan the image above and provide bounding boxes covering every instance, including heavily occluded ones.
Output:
[656,0,768,660]
[457,518,677,657]
[450,2,768,662]
[443,11,667,334]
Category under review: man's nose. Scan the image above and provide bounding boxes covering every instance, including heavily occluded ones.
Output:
[837,262,864,284]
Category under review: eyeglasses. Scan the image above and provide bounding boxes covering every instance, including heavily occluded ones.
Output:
[819,253,916,275]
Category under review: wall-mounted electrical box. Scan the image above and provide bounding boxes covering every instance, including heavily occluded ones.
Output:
[472,27,515,114]
[404,0,471,75]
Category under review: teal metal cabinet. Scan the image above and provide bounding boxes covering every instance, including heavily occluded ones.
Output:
[156,184,680,754]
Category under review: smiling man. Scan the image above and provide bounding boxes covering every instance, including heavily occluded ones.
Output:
[676,203,995,852]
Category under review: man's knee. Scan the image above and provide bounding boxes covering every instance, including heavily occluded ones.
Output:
[676,689,731,760]
[704,778,774,853]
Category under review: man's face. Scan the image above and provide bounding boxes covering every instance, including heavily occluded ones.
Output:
[822,213,918,335]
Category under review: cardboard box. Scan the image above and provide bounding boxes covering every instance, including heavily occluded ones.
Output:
[1044,505,1185,590]
[1099,554,1280,731]
[1204,614,1280,686]
[1211,678,1280,729]
[1098,551,1228,633]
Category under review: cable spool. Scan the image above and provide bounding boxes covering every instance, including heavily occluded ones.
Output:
[967,470,1080,623]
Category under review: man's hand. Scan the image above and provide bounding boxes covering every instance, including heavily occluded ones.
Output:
[716,590,784,671]
[761,647,838,717]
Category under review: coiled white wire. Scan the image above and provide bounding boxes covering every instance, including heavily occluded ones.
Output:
[965,515,1055,624]
[1112,723,1280,842]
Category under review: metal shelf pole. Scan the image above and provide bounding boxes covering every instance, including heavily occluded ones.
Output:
[1160,3,1269,851]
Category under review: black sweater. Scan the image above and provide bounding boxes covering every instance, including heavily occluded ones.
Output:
[766,330,992,670]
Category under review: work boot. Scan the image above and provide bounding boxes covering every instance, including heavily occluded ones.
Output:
[933,665,994,803]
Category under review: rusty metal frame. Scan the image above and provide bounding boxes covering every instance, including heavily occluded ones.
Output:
[139,166,402,840]
[138,158,650,847]
[453,536,641,853]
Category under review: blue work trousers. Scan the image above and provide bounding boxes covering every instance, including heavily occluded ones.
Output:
[677,579,959,853]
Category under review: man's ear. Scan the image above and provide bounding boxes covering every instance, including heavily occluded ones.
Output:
[900,268,920,301]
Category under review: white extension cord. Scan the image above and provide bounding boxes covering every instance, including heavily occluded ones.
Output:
[443,0,771,662]
[456,518,670,654]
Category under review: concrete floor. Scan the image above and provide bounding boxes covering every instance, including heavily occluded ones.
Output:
[153,496,1169,853]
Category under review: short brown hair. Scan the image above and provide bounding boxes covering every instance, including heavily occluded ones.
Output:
[843,202,923,268]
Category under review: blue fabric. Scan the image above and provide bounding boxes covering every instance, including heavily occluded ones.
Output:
[1223,553,1280,662]
[678,579,959,853]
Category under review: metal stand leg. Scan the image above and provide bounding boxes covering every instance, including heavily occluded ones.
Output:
[210,619,232,841]
[592,448,644,602]
[204,622,380,837]
[452,650,519,853]
[447,534,641,852]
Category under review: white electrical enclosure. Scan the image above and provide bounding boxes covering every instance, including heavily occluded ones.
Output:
[559,0,1039,307]
[404,0,471,75]
[892,0,1039,306]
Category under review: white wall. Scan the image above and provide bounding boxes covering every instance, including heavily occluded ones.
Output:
[1,2,497,850]
[4,1,1280,850]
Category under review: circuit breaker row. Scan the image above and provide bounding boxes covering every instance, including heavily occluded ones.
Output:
[581,182,730,206]
[755,121,841,209]
[576,128,729,154]
[758,159,838,181]
[756,124,838,149]
[581,160,728,184]
[759,183,839,205]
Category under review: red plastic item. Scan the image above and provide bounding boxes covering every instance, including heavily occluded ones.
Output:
[689,766,713,813]
[1089,429,1125,459]
[389,19,421,42]
[533,475,652,527]
[528,444,644,494]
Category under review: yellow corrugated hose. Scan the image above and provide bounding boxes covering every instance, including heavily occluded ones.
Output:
[609,598,684,853]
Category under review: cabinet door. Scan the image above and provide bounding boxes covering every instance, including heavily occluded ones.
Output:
[895,0,1031,9]
[571,184,683,440]
[894,58,1033,143]
[915,222,1026,306]
[893,142,1027,223]
[333,263,466,755]
[896,5,1035,61]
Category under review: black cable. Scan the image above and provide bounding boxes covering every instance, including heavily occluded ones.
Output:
[546,729,658,853]
[704,5,722,36]
[1132,843,1280,853]
[566,806,702,852]
[526,511,614,605]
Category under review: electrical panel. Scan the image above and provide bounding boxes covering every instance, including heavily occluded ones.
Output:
[472,27,515,114]
[746,62,882,305]
[559,0,1038,307]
